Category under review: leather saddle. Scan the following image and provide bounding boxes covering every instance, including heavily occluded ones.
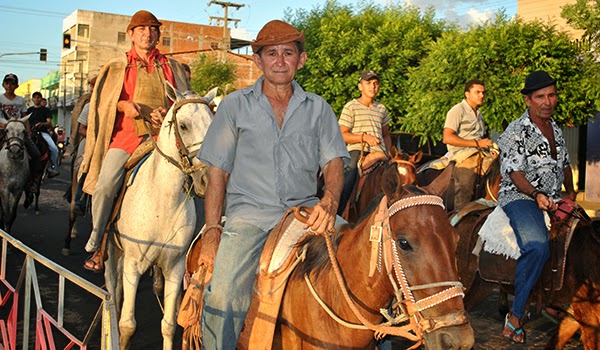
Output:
[479,204,586,292]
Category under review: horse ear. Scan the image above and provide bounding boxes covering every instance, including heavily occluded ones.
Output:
[423,161,455,196]
[164,81,184,103]
[410,150,423,165]
[204,87,219,104]
[382,163,401,198]
[20,114,31,124]
[389,145,398,159]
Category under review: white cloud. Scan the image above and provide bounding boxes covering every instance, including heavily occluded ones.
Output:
[231,28,254,41]
[403,0,500,26]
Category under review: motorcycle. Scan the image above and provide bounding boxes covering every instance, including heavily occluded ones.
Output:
[55,126,68,165]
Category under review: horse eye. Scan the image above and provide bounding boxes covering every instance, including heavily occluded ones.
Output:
[180,123,187,130]
[396,237,413,251]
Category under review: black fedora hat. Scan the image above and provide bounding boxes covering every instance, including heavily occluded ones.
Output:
[521,70,556,95]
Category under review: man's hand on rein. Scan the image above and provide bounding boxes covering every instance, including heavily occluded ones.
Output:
[305,197,337,235]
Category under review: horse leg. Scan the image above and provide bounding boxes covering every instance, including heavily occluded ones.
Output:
[119,258,143,350]
[34,191,41,214]
[161,262,185,350]
[63,208,77,256]
[545,316,580,350]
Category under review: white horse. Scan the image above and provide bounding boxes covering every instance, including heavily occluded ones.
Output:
[0,115,30,233]
[105,82,216,350]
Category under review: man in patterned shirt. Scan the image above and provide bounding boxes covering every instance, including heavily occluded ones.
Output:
[498,70,576,344]
[338,70,391,216]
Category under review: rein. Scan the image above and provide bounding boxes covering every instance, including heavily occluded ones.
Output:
[142,98,208,176]
[308,194,467,348]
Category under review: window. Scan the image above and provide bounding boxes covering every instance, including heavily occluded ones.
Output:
[211,42,220,50]
[78,24,90,38]
[162,37,171,46]
[118,32,127,44]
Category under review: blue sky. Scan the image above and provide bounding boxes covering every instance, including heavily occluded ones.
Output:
[0,0,516,84]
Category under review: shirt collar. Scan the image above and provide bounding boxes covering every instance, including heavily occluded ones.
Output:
[127,48,163,64]
[245,75,307,102]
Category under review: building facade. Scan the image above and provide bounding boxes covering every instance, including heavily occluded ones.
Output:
[59,9,260,134]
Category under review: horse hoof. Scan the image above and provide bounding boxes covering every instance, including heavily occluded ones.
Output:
[61,248,70,256]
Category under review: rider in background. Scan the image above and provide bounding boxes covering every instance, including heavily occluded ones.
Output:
[443,79,495,209]
[0,73,42,192]
[337,70,392,216]
[498,70,576,344]
[70,76,97,215]
[28,91,60,178]
[197,20,349,349]
[78,10,190,272]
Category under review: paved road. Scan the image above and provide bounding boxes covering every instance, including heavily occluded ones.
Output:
[2,154,585,349]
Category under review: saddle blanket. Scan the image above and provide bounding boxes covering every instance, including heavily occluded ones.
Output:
[477,206,550,260]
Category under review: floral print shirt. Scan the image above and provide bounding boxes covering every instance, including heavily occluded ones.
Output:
[498,110,570,207]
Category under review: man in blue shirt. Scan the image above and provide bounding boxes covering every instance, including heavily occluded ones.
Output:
[196,19,349,349]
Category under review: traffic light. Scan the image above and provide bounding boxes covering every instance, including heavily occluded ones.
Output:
[63,33,71,49]
[39,48,47,61]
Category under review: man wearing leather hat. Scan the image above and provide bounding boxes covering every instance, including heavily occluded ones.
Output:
[80,9,191,272]
[497,70,575,343]
[197,19,349,349]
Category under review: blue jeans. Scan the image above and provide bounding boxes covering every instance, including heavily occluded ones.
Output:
[40,132,59,169]
[202,222,270,350]
[503,200,550,319]
[202,215,348,349]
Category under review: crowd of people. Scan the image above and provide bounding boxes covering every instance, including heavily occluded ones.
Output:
[0,73,65,194]
[1,9,578,347]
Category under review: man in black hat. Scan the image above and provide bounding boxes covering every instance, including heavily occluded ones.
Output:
[337,69,391,216]
[497,70,576,343]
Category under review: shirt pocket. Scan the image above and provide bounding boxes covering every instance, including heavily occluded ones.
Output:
[283,134,319,174]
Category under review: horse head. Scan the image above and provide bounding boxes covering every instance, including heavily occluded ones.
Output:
[389,147,421,185]
[1,114,30,161]
[379,164,474,349]
[155,82,217,184]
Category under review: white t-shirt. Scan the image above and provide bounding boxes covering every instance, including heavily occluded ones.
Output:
[0,94,27,119]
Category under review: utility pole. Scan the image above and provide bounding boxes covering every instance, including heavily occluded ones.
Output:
[208,0,244,60]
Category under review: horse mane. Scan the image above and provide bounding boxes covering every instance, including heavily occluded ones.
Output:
[294,184,427,281]
[567,218,600,286]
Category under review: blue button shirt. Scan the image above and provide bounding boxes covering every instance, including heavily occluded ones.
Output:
[198,76,349,230]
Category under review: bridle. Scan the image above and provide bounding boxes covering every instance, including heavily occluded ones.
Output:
[305,194,468,349]
[2,119,26,155]
[142,98,209,176]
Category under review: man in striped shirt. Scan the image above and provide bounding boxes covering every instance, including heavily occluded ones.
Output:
[338,70,391,216]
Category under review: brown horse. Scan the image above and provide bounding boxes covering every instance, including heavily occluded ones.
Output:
[416,152,497,213]
[274,162,474,349]
[23,126,51,214]
[345,147,422,223]
[544,218,600,350]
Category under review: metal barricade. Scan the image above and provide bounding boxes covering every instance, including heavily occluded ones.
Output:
[0,229,119,350]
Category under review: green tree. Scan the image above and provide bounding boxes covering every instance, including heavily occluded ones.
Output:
[403,13,596,144]
[189,54,237,95]
[286,1,450,130]
[562,0,600,49]
[562,0,600,110]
